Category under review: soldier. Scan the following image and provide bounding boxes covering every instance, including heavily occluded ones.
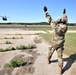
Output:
[44,6,68,75]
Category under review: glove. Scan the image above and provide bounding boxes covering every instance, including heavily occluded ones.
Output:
[44,6,47,12]
[63,8,66,14]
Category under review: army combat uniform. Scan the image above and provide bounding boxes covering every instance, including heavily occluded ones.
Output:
[44,6,68,75]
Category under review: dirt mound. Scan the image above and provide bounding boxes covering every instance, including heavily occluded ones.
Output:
[0,49,39,75]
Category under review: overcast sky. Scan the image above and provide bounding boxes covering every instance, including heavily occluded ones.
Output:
[0,0,76,23]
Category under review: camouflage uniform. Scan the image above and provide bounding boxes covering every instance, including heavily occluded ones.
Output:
[44,6,68,75]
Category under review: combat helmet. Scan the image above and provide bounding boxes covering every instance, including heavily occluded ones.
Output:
[56,9,68,24]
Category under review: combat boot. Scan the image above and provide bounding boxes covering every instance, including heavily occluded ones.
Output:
[58,67,62,75]
[47,56,51,64]
[47,47,53,64]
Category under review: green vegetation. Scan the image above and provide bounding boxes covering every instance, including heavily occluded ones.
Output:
[26,61,31,65]
[68,23,76,26]
[0,48,3,52]
[12,37,15,39]
[5,47,16,51]
[4,37,23,39]
[5,59,24,67]
[0,22,49,25]
[40,33,76,61]
[25,27,52,30]
[27,44,36,49]
[0,22,76,26]
[40,33,52,43]
[68,26,76,31]
[16,44,36,50]
[5,41,12,44]
[16,45,27,50]
[4,58,31,68]
[0,23,76,31]
[0,44,36,52]
[24,26,76,31]
[0,47,15,52]
[23,26,76,31]
[64,33,76,55]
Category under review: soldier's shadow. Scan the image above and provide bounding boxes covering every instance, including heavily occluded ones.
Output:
[51,53,76,74]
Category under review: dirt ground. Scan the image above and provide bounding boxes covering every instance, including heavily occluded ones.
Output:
[0,29,76,75]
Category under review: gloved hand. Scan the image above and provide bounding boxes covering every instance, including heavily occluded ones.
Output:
[63,8,66,14]
[44,6,47,12]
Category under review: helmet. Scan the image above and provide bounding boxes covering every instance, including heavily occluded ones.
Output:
[56,15,68,24]
[56,16,63,23]
[56,9,68,24]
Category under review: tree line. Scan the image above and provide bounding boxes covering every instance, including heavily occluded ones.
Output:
[0,22,76,26]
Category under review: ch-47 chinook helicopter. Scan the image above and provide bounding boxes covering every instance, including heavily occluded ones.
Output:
[0,16,9,21]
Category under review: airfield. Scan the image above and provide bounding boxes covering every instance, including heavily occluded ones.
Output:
[0,25,76,75]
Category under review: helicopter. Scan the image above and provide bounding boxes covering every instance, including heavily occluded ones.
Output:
[0,16,9,21]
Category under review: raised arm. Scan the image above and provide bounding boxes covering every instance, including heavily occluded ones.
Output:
[44,6,52,24]
[63,9,68,23]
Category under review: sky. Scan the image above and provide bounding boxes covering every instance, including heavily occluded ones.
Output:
[0,0,76,23]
